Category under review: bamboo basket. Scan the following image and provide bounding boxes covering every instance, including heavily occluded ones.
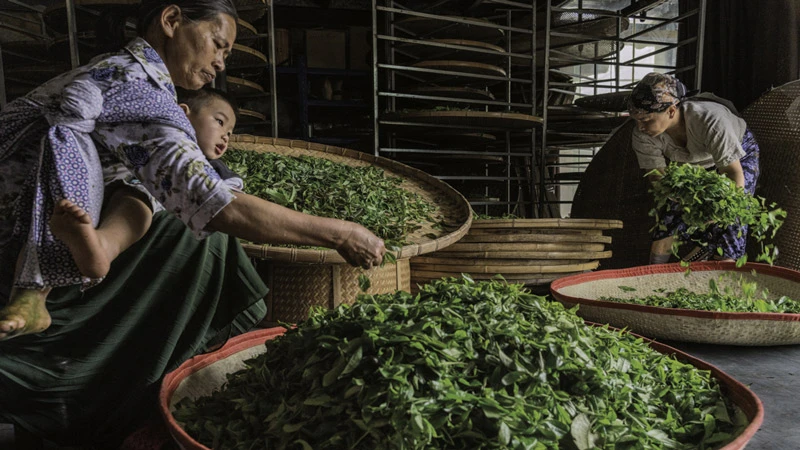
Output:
[229,136,472,322]
[256,258,410,325]
[551,262,800,346]
[160,328,763,450]
[411,218,621,292]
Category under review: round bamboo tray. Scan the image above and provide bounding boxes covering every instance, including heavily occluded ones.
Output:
[398,39,506,64]
[411,60,507,84]
[234,0,266,23]
[237,109,267,124]
[422,131,497,146]
[160,327,763,450]
[416,251,612,262]
[395,16,504,42]
[457,234,612,245]
[226,76,265,96]
[43,0,138,35]
[405,86,495,102]
[235,18,258,41]
[229,136,472,263]
[256,258,411,324]
[442,242,607,252]
[551,262,800,346]
[411,261,599,274]
[471,218,623,230]
[227,43,267,69]
[384,110,543,130]
[465,230,612,243]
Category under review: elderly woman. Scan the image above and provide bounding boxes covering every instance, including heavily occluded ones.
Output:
[628,72,761,264]
[0,0,385,446]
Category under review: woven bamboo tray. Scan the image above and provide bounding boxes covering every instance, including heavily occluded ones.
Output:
[410,60,507,85]
[551,262,800,346]
[229,136,472,263]
[227,43,267,69]
[472,218,623,230]
[43,0,138,35]
[405,86,495,102]
[398,39,505,64]
[256,258,410,324]
[395,16,504,42]
[412,261,600,274]
[442,242,607,252]
[384,110,543,130]
[226,76,265,96]
[160,327,763,450]
[235,19,257,41]
[234,0,266,23]
[237,109,267,125]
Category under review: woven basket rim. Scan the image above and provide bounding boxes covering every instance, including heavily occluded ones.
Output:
[230,135,472,263]
[472,218,623,229]
[551,262,800,323]
[159,326,763,450]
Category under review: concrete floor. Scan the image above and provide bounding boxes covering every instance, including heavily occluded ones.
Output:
[669,341,800,450]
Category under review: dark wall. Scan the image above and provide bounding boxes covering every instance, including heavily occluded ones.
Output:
[696,0,800,110]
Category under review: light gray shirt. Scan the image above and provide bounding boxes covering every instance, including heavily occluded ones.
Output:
[632,93,747,170]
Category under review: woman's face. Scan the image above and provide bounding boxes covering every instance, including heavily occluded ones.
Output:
[630,108,673,137]
[165,13,236,89]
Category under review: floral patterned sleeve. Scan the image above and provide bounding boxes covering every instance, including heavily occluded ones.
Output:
[94,120,236,237]
[89,38,236,238]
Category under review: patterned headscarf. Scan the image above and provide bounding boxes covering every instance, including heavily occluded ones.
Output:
[628,72,689,115]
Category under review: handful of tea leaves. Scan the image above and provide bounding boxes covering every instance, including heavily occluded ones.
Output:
[174,277,746,450]
[648,163,786,265]
[223,149,439,249]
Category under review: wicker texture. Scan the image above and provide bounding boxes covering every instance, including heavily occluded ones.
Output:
[411,218,618,291]
[571,121,653,268]
[229,136,472,263]
[258,259,411,324]
[742,80,800,271]
[551,262,800,346]
[160,328,763,450]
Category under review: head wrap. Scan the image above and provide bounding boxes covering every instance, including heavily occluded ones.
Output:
[627,72,690,115]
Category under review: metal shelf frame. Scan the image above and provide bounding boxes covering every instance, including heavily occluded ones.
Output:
[539,0,707,217]
[372,0,543,218]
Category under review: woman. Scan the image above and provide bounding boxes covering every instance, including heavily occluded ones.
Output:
[0,0,385,446]
[628,72,760,264]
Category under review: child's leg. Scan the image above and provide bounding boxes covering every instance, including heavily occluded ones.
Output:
[0,253,52,340]
[49,186,153,279]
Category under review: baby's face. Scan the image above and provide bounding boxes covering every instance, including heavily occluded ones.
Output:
[189,98,237,160]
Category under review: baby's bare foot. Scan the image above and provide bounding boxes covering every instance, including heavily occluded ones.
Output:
[50,199,110,279]
[0,291,51,341]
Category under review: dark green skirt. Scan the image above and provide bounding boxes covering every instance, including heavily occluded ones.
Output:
[0,212,268,446]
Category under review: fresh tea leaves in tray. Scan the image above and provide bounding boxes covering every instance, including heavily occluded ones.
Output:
[223,149,440,248]
[605,273,800,313]
[174,277,747,450]
[648,162,786,266]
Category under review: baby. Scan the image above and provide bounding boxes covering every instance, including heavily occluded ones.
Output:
[0,87,241,339]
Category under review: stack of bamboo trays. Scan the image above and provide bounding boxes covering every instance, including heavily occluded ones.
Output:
[411,218,623,291]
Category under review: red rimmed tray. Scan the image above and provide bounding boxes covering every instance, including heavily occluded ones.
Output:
[160,327,763,450]
[551,261,800,345]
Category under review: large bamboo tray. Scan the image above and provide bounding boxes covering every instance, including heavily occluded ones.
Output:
[398,39,506,64]
[160,328,763,450]
[43,0,138,35]
[395,16,504,43]
[551,262,800,346]
[411,218,620,290]
[410,60,507,85]
[235,19,258,41]
[237,109,267,124]
[226,76,265,96]
[227,43,267,69]
[405,86,496,102]
[384,110,543,130]
[234,0,266,23]
[229,136,472,264]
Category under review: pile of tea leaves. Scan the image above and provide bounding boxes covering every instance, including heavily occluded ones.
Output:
[222,149,440,248]
[173,277,747,450]
[648,163,786,265]
[602,275,800,314]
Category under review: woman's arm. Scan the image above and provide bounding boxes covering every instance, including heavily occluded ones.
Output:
[208,192,386,268]
[718,160,745,188]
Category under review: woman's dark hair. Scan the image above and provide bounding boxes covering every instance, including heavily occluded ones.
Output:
[136,0,239,36]
[176,86,240,119]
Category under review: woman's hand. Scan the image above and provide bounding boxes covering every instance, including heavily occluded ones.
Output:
[336,223,387,269]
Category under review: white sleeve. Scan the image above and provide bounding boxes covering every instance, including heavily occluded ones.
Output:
[631,127,667,170]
